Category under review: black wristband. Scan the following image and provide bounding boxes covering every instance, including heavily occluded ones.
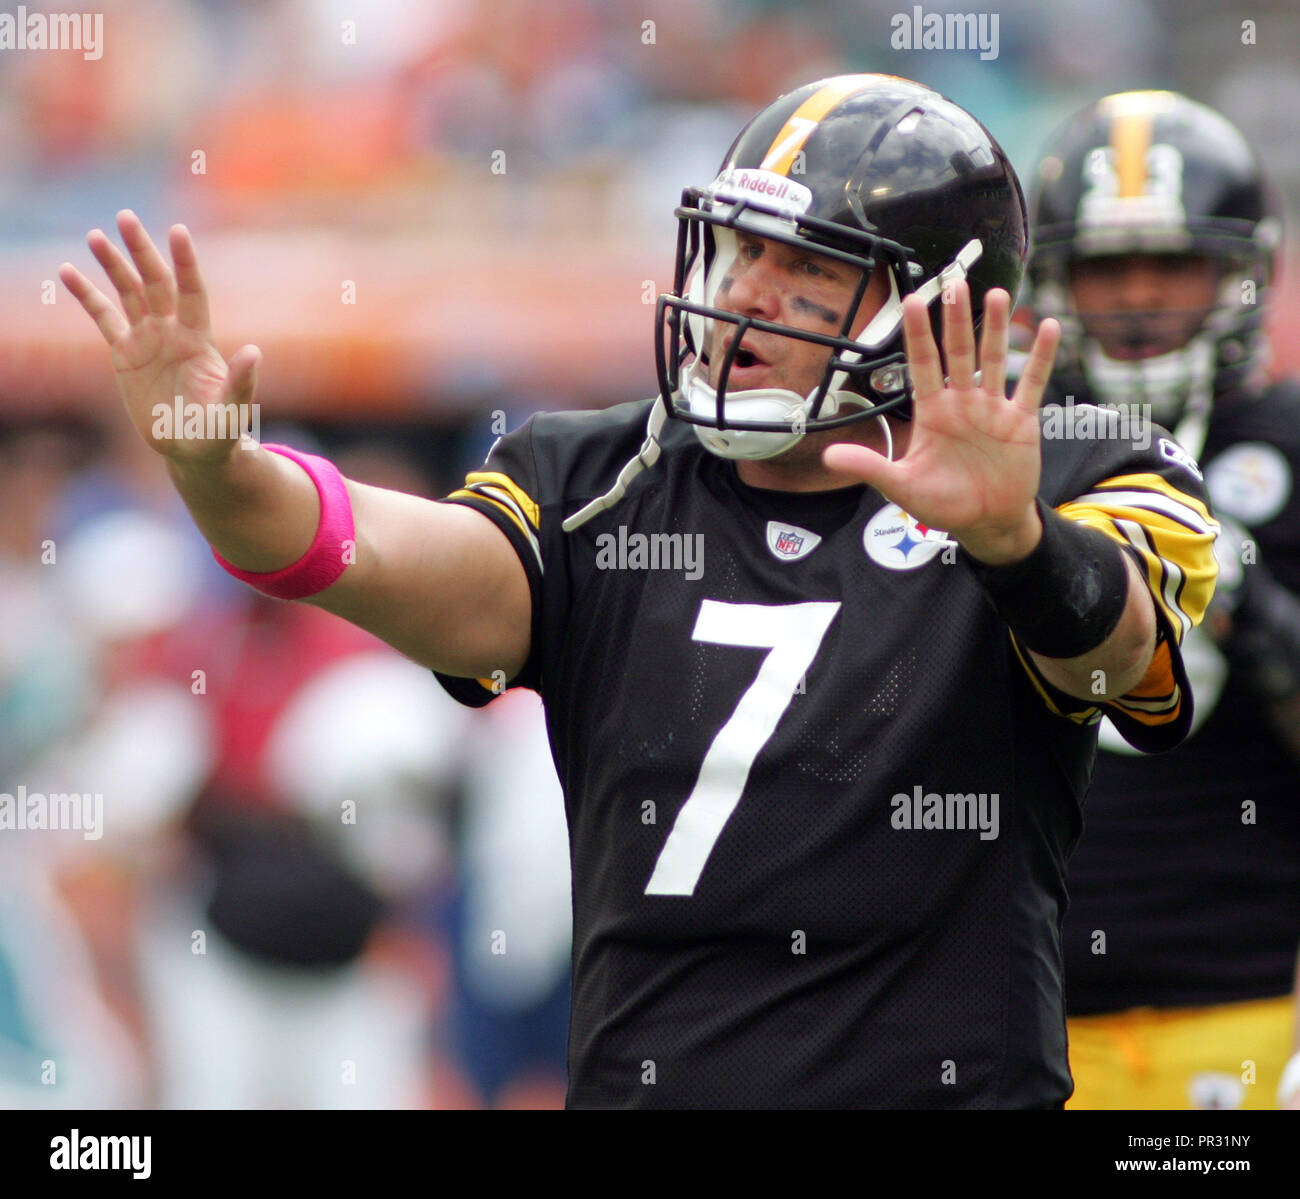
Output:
[963,499,1131,659]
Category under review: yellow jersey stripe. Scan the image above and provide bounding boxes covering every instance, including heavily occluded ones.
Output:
[1010,486,1209,730]
[1052,504,1183,633]
[1054,499,1217,641]
[464,471,540,530]
[1008,636,1101,725]
[447,487,528,539]
[1074,489,1215,537]
[1086,473,1217,527]
[446,485,545,575]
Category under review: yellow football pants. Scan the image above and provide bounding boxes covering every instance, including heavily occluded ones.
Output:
[1067,994,1295,1109]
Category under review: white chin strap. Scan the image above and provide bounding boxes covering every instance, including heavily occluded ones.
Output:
[681,367,814,460]
[681,363,895,464]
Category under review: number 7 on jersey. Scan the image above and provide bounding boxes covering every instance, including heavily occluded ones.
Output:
[645,599,841,897]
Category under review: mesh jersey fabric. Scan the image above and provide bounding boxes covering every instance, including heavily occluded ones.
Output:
[436,398,1214,1107]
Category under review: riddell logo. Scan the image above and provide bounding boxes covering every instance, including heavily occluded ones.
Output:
[711,169,813,216]
[731,171,794,199]
[766,521,821,562]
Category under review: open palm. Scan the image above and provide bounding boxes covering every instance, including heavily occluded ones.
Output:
[59,211,261,462]
[824,281,1060,565]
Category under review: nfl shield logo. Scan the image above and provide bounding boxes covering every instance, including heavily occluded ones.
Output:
[765,521,821,562]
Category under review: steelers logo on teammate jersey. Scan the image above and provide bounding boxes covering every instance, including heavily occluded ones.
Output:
[1204,442,1292,527]
[863,503,950,570]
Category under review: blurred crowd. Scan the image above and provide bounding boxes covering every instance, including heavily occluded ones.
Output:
[3,0,1299,412]
[3,0,1300,1108]
[2,0,1298,241]
[0,421,572,1107]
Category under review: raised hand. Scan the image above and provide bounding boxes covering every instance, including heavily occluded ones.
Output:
[823,281,1060,565]
[59,211,262,462]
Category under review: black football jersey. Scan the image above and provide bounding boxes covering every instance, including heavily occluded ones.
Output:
[437,397,1215,1107]
[1062,378,1300,1016]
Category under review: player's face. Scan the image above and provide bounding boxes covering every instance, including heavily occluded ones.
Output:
[1068,253,1218,361]
[707,233,891,395]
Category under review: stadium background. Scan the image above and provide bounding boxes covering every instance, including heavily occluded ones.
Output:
[1,0,1297,1109]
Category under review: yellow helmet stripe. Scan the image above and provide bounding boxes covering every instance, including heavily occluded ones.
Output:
[1100,91,1180,199]
[760,76,868,175]
[1111,108,1153,199]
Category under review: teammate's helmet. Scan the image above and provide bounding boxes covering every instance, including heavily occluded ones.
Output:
[1028,91,1281,434]
[655,73,1028,460]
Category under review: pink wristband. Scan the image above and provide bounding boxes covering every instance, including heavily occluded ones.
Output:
[212,443,355,599]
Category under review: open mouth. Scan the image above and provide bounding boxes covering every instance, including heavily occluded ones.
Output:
[726,338,769,369]
[708,336,774,388]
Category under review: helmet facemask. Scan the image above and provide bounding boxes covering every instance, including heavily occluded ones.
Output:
[1032,237,1275,454]
[657,185,921,461]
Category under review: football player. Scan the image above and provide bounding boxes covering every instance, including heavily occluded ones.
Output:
[60,74,1217,1108]
[1027,90,1300,1110]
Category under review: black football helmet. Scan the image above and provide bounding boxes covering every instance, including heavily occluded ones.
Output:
[655,73,1029,460]
[1028,91,1281,451]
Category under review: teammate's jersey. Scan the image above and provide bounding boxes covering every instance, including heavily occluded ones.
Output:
[437,398,1215,1107]
[1062,379,1300,1016]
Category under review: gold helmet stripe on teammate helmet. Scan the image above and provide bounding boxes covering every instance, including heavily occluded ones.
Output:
[759,76,871,176]
[1111,110,1153,198]
[1101,91,1175,199]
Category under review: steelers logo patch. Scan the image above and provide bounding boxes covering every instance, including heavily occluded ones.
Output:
[1205,442,1291,526]
[863,503,950,570]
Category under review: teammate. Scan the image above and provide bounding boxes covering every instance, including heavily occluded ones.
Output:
[1026,90,1300,1109]
[60,74,1217,1108]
